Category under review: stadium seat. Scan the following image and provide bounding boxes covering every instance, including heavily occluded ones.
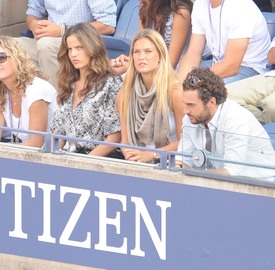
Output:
[101,0,139,59]
[115,0,129,19]
[262,12,275,40]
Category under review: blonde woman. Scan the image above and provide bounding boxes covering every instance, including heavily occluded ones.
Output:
[0,36,57,147]
[112,0,192,74]
[117,29,185,163]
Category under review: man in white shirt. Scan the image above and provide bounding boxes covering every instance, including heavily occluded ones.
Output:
[226,37,275,124]
[177,0,271,84]
[177,67,275,181]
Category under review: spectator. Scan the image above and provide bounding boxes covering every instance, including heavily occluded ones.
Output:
[16,0,117,88]
[111,0,193,74]
[0,36,57,147]
[51,23,122,157]
[226,37,275,124]
[177,0,271,84]
[177,67,275,181]
[117,29,185,163]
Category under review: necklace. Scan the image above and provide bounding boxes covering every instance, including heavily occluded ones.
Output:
[208,0,225,65]
[8,93,22,143]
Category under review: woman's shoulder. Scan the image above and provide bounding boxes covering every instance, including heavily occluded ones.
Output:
[102,73,123,91]
[28,77,56,92]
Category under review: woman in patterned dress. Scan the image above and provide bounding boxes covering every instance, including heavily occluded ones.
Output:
[51,23,122,157]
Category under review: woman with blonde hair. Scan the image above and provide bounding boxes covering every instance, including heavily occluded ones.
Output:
[117,29,185,162]
[0,36,57,146]
[112,0,192,73]
[51,23,122,157]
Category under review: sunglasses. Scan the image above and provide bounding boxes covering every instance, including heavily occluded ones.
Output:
[185,75,203,87]
[0,52,10,63]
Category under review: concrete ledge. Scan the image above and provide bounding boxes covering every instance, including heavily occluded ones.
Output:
[0,253,104,270]
[0,143,275,198]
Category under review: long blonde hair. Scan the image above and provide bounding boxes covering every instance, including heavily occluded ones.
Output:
[117,28,180,120]
[0,36,46,110]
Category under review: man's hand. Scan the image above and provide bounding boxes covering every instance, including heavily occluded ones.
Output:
[31,20,62,40]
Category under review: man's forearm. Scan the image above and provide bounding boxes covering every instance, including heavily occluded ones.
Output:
[90,21,115,35]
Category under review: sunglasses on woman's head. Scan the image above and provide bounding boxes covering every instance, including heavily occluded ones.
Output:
[0,52,10,63]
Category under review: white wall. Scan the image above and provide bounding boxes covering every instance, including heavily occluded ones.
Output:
[0,0,28,36]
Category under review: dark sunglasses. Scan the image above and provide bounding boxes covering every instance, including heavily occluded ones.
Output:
[185,75,203,87]
[0,52,10,63]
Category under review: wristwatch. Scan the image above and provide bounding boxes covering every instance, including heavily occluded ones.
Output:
[153,152,161,160]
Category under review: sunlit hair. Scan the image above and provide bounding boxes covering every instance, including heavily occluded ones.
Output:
[0,36,47,111]
[117,28,180,119]
[57,23,115,105]
[183,68,227,105]
[140,0,192,37]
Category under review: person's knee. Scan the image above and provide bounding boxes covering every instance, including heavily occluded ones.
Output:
[36,37,56,53]
[262,93,275,122]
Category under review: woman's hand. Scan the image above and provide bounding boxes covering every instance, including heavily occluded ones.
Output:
[110,54,129,75]
[123,148,154,163]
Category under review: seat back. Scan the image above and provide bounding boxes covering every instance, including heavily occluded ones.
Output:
[115,0,129,19]
[114,0,139,40]
[101,0,139,58]
[262,12,275,40]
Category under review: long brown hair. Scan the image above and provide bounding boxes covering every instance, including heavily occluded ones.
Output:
[139,0,193,37]
[57,23,115,105]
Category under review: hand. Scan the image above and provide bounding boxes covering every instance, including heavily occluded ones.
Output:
[123,148,154,163]
[32,20,62,40]
[110,54,129,75]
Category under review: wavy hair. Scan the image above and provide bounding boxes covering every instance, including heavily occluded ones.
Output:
[57,23,115,105]
[183,68,227,105]
[118,28,180,119]
[0,36,46,111]
[139,0,193,37]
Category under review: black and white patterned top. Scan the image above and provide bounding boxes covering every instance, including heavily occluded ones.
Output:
[50,74,122,153]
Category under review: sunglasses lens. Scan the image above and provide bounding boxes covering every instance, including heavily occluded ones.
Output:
[0,52,8,63]
[190,76,200,85]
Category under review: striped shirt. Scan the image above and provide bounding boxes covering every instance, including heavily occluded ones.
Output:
[26,0,117,27]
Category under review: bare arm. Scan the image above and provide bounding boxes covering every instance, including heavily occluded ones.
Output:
[168,8,191,69]
[89,131,121,156]
[268,46,275,64]
[0,111,4,139]
[21,100,49,147]
[91,21,115,35]
[210,38,249,78]
[177,33,206,82]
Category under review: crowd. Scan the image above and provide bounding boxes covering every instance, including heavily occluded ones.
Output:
[0,0,274,181]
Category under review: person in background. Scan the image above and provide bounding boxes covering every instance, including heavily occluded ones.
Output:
[51,23,122,157]
[117,29,185,163]
[0,36,57,147]
[177,67,275,181]
[112,0,193,74]
[226,37,275,124]
[177,0,271,84]
[15,0,117,88]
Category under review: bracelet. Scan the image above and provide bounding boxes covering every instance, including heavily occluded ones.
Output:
[60,24,65,36]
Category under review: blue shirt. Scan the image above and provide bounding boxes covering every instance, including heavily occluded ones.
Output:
[26,0,117,27]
